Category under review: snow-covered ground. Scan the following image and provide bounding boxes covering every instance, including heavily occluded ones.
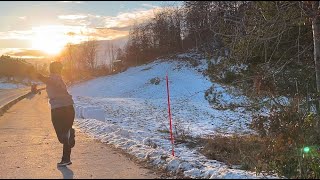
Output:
[69,53,277,179]
[0,78,28,89]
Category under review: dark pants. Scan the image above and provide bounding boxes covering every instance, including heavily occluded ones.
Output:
[51,105,75,161]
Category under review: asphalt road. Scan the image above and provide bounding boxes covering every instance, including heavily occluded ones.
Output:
[0,91,159,179]
[0,88,30,108]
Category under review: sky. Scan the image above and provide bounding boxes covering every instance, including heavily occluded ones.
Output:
[0,1,182,58]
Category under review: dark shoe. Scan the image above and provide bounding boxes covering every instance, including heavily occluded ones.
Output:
[57,159,72,167]
[69,128,75,148]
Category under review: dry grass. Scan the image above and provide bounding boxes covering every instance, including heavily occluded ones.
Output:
[199,134,266,171]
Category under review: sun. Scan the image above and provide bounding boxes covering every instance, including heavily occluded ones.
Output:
[32,26,70,55]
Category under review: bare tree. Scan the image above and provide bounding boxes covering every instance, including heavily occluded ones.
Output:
[106,41,117,72]
[300,1,320,112]
[81,39,98,70]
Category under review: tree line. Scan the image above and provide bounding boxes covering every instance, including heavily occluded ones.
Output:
[0,55,35,81]
[122,1,320,111]
[57,39,125,84]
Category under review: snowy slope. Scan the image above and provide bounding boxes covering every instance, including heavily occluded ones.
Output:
[0,78,27,89]
[0,83,26,89]
[69,53,276,179]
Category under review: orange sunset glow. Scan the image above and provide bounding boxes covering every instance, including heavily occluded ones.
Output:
[31,25,85,55]
[0,1,168,58]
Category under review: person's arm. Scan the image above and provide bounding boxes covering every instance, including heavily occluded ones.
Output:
[27,67,52,85]
[36,73,49,84]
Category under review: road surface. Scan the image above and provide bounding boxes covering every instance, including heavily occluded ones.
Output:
[0,88,30,108]
[0,91,159,179]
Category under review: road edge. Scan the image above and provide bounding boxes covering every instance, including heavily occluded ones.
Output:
[0,87,46,116]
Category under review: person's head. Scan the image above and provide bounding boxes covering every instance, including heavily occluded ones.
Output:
[49,61,63,74]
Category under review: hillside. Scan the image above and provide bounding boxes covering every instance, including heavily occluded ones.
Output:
[69,52,275,178]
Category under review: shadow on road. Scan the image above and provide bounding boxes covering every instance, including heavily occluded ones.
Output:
[25,93,35,100]
[26,91,42,100]
[57,166,74,179]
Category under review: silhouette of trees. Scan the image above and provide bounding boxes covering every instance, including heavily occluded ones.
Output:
[0,55,35,79]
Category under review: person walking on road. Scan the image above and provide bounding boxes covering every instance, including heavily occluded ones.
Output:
[32,61,75,167]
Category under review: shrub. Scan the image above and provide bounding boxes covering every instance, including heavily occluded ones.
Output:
[198,102,320,178]
[150,77,161,85]
[250,104,320,178]
[223,71,238,84]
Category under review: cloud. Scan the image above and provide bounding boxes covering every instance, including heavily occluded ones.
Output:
[4,49,48,58]
[55,8,161,41]
[18,16,27,20]
[142,3,159,8]
[0,24,128,45]
[0,30,33,40]
[58,15,87,20]
[105,8,162,28]
[89,28,128,40]
[0,7,162,45]
[58,7,162,29]
[59,1,84,4]
[59,14,105,27]
[0,39,31,48]
[0,7,163,57]
[62,26,129,41]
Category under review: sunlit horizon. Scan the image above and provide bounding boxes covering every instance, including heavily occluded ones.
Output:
[31,25,86,55]
[0,1,181,58]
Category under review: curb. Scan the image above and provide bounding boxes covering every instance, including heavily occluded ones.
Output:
[0,87,46,116]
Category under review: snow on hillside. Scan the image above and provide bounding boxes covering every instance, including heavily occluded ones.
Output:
[69,53,276,179]
[0,78,28,89]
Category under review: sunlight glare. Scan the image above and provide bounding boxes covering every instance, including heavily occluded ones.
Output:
[31,26,71,55]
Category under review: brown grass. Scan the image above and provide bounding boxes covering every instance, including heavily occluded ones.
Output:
[199,134,267,171]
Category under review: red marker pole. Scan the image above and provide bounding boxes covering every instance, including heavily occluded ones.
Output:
[166,73,175,157]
